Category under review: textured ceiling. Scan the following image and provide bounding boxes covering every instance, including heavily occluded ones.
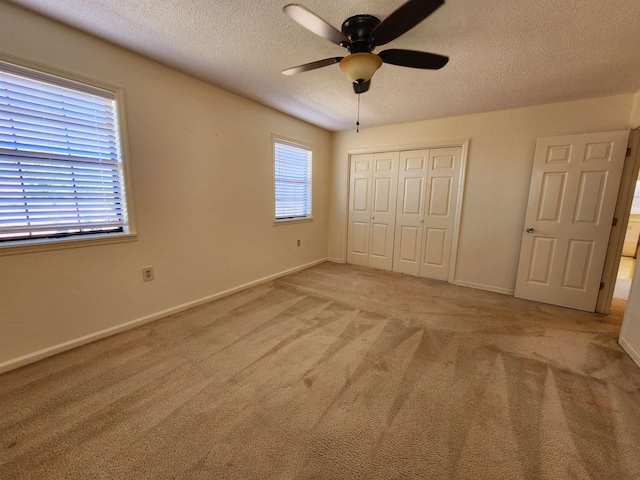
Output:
[8,0,640,132]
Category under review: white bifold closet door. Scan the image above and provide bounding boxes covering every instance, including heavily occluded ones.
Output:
[347,152,399,271]
[347,146,463,280]
[393,148,462,280]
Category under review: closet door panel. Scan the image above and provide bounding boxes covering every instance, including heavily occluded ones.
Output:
[428,177,453,216]
[397,225,421,263]
[347,154,373,266]
[368,152,399,270]
[423,228,447,265]
[419,147,463,280]
[350,221,369,256]
[393,150,429,275]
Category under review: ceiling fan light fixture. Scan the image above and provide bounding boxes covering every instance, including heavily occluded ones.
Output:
[339,53,382,83]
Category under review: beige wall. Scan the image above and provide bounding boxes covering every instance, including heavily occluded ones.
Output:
[0,4,331,369]
[619,120,640,367]
[631,91,640,129]
[621,266,640,368]
[329,96,634,293]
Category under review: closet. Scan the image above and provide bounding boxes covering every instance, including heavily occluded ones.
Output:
[347,146,464,281]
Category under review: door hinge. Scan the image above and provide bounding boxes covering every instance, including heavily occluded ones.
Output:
[612,217,618,227]
[627,147,632,157]
[600,282,605,291]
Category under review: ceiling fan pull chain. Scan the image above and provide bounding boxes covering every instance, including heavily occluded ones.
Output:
[356,93,360,133]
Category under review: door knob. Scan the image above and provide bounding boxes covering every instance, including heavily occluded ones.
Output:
[420,219,424,223]
[526,227,534,233]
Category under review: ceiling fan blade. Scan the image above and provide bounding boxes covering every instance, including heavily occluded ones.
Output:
[353,80,371,94]
[379,49,448,69]
[282,57,344,75]
[371,0,444,46]
[283,4,350,46]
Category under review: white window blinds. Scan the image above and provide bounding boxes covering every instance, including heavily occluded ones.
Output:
[0,62,127,243]
[274,139,312,220]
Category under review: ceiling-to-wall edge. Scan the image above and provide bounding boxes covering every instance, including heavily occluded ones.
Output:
[4,2,332,134]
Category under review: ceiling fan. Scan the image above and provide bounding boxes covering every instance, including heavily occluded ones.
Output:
[282,0,449,94]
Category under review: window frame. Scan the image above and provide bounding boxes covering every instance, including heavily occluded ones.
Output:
[0,54,136,256]
[273,136,313,224]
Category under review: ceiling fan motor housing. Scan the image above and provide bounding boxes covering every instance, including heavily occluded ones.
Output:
[341,15,380,53]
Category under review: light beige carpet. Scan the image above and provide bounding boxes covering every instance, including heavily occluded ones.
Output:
[1,262,639,479]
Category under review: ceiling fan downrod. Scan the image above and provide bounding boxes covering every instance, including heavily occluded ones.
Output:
[341,14,380,53]
[356,93,361,133]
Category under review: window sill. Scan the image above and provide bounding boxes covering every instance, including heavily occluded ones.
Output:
[273,217,314,226]
[0,232,137,256]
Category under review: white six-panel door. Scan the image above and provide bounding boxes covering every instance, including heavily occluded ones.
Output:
[348,146,462,280]
[514,131,629,311]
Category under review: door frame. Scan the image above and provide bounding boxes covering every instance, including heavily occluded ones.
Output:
[343,138,469,283]
[597,128,640,313]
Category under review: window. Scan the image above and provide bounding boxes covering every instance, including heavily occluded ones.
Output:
[274,138,312,221]
[0,59,132,249]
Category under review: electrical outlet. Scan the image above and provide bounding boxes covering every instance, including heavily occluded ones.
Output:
[297,239,301,247]
[142,266,154,282]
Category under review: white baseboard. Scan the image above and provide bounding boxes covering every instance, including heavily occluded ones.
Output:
[327,257,344,263]
[619,337,640,369]
[0,258,328,374]
[452,279,515,296]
